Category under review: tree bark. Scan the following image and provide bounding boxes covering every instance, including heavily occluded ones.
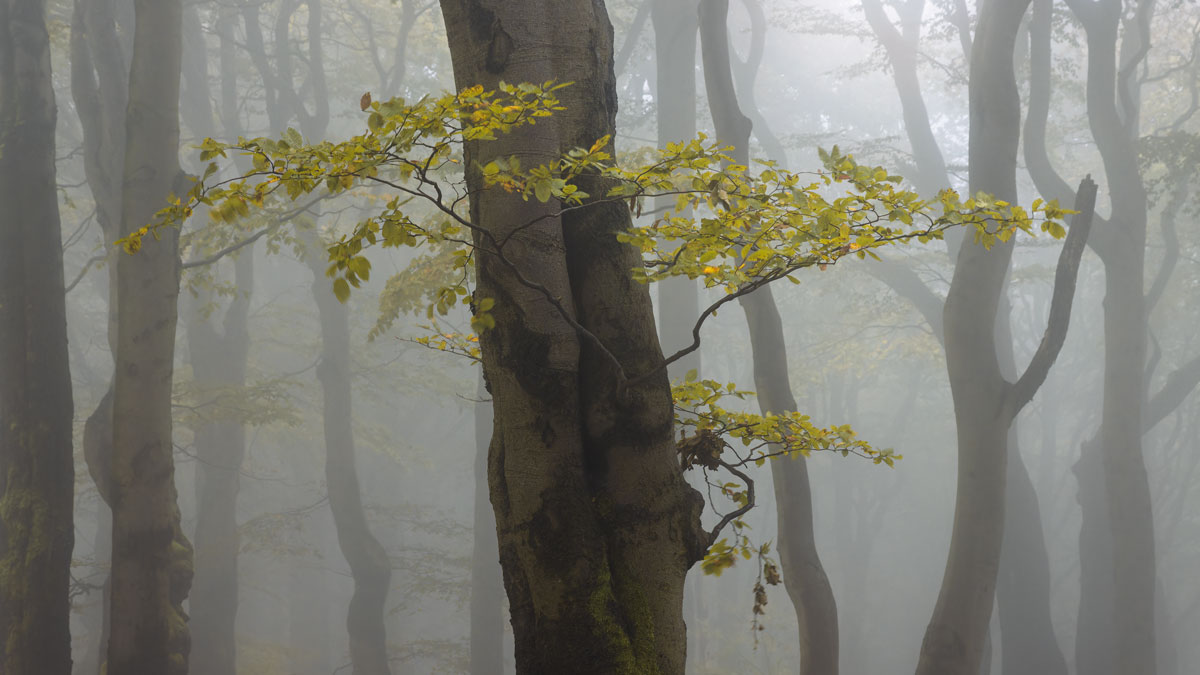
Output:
[106,0,193,672]
[0,0,76,671]
[439,1,708,671]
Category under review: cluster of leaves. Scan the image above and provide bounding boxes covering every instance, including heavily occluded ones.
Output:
[672,371,900,466]
[674,371,898,583]
[130,82,1070,589]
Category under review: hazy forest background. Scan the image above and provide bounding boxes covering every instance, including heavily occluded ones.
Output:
[2,0,1200,674]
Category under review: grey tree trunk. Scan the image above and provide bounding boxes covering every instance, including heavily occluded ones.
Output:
[185,252,252,675]
[0,0,76,671]
[439,1,709,670]
[698,1,840,672]
[917,0,1095,671]
[106,0,193,672]
[68,0,130,670]
[303,229,393,675]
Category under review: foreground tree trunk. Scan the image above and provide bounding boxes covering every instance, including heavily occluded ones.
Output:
[106,0,193,672]
[439,1,708,671]
[0,0,76,672]
[698,1,839,672]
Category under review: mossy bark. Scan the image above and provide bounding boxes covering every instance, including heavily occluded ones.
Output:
[439,1,708,672]
[0,0,76,672]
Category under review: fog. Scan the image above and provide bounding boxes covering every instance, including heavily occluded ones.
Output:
[2,0,1199,674]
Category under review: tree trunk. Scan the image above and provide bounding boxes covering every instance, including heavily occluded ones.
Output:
[1065,2,1157,670]
[0,0,76,671]
[697,1,840,672]
[186,252,252,675]
[106,0,193,672]
[916,1,1030,672]
[303,229,394,675]
[439,1,708,671]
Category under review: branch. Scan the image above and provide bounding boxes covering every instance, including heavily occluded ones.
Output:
[1024,0,1113,261]
[1007,175,1098,417]
[181,192,329,269]
[1144,354,1200,433]
[65,253,109,294]
[615,0,653,77]
[867,256,945,345]
[706,458,755,547]
[1145,174,1188,313]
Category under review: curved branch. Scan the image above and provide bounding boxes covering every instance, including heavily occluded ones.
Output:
[1007,176,1098,417]
[705,458,755,546]
[1145,354,1200,433]
[615,0,653,77]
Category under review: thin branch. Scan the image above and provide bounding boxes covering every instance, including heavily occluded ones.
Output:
[615,0,653,77]
[1144,354,1200,433]
[706,458,755,546]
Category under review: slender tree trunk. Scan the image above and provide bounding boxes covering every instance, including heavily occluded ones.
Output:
[1066,2,1157,670]
[439,1,708,670]
[993,299,1068,675]
[698,1,840,672]
[303,230,393,675]
[106,0,193,672]
[0,0,76,671]
[186,252,252,675]
[69,0,130,670]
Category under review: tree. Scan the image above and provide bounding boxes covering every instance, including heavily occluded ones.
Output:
[149,8,1070,672]
[697,1,839,672]
[107,0,193,672]
[915,0,1095,672]
[0,0,76,672]
[859,1,1070,671]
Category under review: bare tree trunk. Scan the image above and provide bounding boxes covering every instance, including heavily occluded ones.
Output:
[186,252,252,675]
[917,1,1095,671]
[303,229,393,675]
[0,0,76,671]
[698,1,839,672]
[106,0,193,672]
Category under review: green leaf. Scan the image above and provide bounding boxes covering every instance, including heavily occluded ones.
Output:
[332,278,351,303]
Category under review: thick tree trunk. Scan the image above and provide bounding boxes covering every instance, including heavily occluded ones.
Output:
[186,253,252,675]
[303,230,393,675]
[697,1,840,672]
[106,0,193,673]
[439,1,707,671]
[470,384,505,675]
[0,0,76,671]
